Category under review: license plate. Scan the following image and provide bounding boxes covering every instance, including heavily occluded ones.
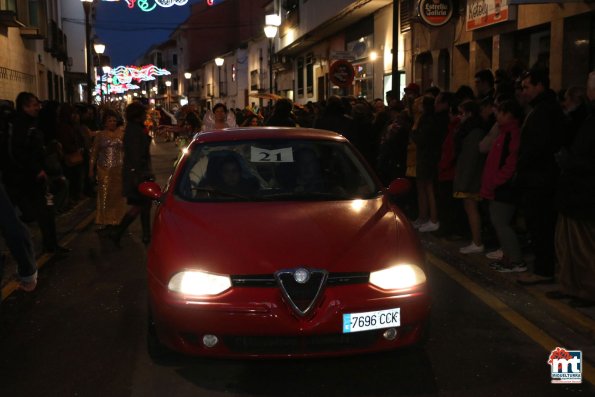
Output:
[342,308,401,333]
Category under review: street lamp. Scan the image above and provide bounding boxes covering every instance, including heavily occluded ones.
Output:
[214,57,224,100]
[264,15,280,95]
[94,42,105,104]
[81,0,94,103]
[184,72,192,102]
[165,80,172,110]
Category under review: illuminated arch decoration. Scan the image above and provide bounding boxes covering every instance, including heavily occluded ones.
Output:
[101,0,188,12]
[93,64,170,96]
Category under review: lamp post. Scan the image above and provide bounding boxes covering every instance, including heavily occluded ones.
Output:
[93,42,105,104]
[264,14,281,96]
[214,57,224,101]
[81,0,94,104]
[102,65,111,101]
[165,80,172,110]
[184,72,192,103]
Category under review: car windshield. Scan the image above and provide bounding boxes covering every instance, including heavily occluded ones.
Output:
[175,139,381,202]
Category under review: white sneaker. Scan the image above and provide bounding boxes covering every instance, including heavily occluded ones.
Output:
[411,218,427,229]
[486,249,503,260]
[459,242,485,254]
[418,220,440,232]
[495,262,527,273]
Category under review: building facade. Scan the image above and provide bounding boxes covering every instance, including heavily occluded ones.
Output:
[0,0,67,103]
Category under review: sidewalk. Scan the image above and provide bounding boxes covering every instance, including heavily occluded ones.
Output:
[0,198,96,300]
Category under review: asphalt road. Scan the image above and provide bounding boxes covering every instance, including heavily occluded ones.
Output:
[0,139,592,397]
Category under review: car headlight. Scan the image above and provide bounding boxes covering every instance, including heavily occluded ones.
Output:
[369,264,427,290]
[168,270,231,296]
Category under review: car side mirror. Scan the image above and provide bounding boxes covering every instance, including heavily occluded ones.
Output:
[387,178,411,197]
[139,181,163,201]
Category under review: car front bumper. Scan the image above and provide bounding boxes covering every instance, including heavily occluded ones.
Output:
[148,274,431,358]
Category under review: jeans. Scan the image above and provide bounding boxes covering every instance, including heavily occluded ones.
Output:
[0,181,37,281]
[489,200,522,263]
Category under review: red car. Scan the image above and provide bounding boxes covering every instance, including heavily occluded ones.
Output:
[140,127,430,359]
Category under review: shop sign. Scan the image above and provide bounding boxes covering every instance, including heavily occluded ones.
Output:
[330,51,355,61]
[467,0,511,31]
[418,0,454,27]
[329,60,355,88]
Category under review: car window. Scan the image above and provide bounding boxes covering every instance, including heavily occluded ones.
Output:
[176,139,380,202]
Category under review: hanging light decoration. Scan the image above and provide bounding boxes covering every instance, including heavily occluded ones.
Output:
[101,0,189,12]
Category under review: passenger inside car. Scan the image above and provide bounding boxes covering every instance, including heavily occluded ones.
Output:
[294,148,326,192]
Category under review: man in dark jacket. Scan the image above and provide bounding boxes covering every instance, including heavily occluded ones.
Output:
[550,71,595,307]
[515,70,565,285]
[2,92,68,255]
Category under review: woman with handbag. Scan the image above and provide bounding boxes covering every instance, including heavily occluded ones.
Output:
[89,110,126,230]
[110,102,154,246]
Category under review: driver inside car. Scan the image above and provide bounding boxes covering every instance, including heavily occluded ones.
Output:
[214,155,259,196]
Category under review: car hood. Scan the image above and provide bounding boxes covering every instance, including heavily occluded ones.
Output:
[152,197,420,276]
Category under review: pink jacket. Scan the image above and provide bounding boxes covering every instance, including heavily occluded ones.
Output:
[480,120,521,200]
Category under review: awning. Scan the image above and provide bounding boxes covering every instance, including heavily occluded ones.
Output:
[249,93,283,101]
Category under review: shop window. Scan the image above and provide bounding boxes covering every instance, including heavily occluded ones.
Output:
[354,62,373,99]
[437,49,450,91]
[297,57,304,97]
[415,52,433,91]
[250,70,258,91]
[563,14,592,88]
[306,54,313,97]
[514,25,550,72]
[476,38,493,72]
[47,71,53,100]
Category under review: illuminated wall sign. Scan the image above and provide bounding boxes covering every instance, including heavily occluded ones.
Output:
[102,0,188,12]
[418,0,454,28]
[467,0,512,31]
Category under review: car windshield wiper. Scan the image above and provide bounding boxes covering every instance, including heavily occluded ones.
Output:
[191,187,256,200]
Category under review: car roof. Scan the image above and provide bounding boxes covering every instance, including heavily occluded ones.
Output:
[191,127,348,145]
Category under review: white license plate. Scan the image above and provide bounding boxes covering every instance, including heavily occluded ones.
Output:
[342,308,401,333]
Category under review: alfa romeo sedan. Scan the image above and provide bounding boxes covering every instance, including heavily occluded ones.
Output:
[140,127,430,359]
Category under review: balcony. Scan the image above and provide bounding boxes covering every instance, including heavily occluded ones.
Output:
[0,10,25,28]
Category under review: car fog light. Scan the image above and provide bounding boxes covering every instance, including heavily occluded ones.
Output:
[202,334,218,348]
[383,327,398,341]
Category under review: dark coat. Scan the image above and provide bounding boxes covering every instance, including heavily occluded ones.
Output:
[453,124,487,194]
[413,110,448,180]
[555,100,595,222]
[122,121,153,200]
[2,112,46,190]
[516,89,565,190]
[313,113,356,143]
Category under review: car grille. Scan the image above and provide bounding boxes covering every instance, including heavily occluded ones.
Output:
[231,271,369,316]
[276,270,327,314]
[222,331,378,354]
[230,272,369,287]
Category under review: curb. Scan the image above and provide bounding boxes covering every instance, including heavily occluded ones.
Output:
[0,210,96,302]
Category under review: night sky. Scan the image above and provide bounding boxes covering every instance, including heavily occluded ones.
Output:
[95,0,204,66]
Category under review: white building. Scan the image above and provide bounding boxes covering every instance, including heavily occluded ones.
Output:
[0,0,67,102]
